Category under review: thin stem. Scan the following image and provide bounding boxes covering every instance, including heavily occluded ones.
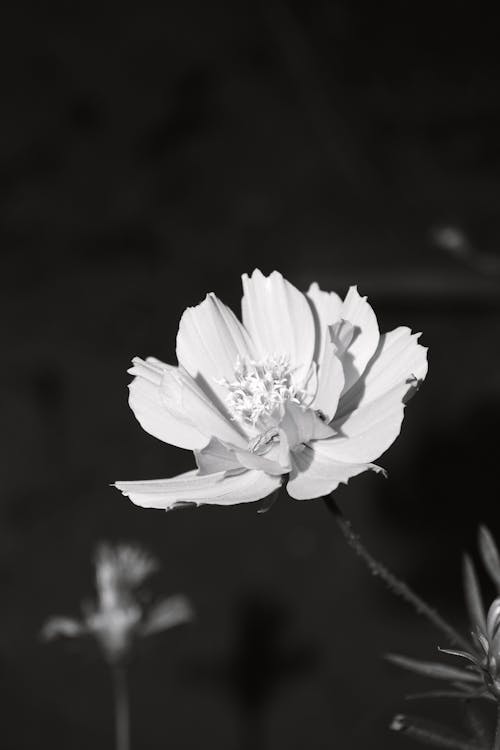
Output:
[324,496,470,650]
[492,704,500,750]
[112,664,130,750]
[463,701,489,748]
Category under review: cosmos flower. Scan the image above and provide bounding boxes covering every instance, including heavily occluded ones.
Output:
[42,543,193,664]
[115,270,427,510]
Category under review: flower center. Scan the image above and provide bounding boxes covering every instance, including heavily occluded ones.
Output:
[221,354,302,426]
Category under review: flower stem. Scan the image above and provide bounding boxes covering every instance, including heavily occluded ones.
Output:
[323,495,470,650]
[493,704,500,750]
[112,664,130,750]
[464,701,489,748]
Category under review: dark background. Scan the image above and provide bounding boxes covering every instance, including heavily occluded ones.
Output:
[1,1,500,748]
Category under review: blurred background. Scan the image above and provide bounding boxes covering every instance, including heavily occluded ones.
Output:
[1,1,500,747]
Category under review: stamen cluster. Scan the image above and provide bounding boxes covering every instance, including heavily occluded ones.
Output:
[222,354,302,426]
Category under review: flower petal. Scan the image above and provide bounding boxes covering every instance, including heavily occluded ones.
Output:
[307,284,379,394]
[176,293,255,419]
[280,401,334,449]
[338,286,380,393]
[128,358,208,450]
[115,469,282,510]
[41,616,87,640]
[323,327,428,463]
[195,437,288,476]
[242,270,315,383]
[178,368,248,447]
[326,383,410,463]
[141,595,193,636]
[286,441,383,500]
[310,342,345,421]
[195,437,242,473]
[306,282,342,361]
[337,326,428,418]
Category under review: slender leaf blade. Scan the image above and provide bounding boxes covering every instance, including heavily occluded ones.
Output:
[478,526,500,591]
[390,714,484,749]
[463,555,486,633]
[386,653,481,683]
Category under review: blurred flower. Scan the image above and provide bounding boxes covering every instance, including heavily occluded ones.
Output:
[431,225,470,258]
[388,526,500,703]
[115,269,427,510]
[431,223,500,277]
[42,543,193,664]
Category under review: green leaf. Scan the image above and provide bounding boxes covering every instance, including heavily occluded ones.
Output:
[463,555,486,633]
[386,653,481,683]
[478,526,500,591]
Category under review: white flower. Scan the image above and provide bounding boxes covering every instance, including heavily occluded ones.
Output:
[42,543,193,664]
[115,270,427,509]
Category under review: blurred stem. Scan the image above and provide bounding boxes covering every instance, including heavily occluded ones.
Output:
[463,701,489,748]
[493,704,500,750]
[112,664,130,750]
[323,496,470,650]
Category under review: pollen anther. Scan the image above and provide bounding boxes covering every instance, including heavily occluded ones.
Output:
[220,354,302,426]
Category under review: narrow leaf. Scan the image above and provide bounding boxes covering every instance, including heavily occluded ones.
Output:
[438,647,480,666]
[387,653,481,683]
[390,714,483,749]
[478,526,500,591]
[406,689,491,702]
[463,555,486,633]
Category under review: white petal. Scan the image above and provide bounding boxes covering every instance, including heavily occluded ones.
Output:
[242,270,315,383]
[176,293,255,418]
[234,447,289,475]
[338,286,380,393]
[128,358,208,450]
[326,328,428,463]
[310,342,345,421]
[307,282,343,361]
[41,616,86,640]
[280,401,334,450]
[286,442,383,500]
[195,437,288,476]
[115,468,282,510]
[337,326,428,417]
[307,284,379,393]
[195,437,242,473]
[141,595,193,636]
[178,368,248,447]
[329,319,356,357]
[327,383,409,463]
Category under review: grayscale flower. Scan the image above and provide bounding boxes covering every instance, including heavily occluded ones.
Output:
[42,543,193,664]
[115,269,427,510]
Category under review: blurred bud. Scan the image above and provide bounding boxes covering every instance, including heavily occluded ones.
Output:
[41,542,193,664]
[431,225,470,257]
